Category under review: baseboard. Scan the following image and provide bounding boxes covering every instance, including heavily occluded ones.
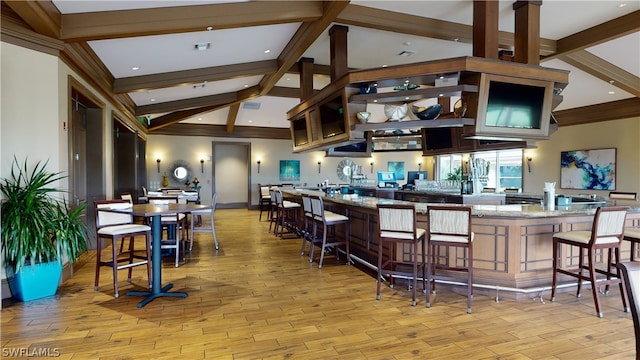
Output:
[216,202,248,209]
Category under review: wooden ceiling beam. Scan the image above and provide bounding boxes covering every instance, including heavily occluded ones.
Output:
[3,0,60,38]
[549,10,640,59]
[58,1,324,41]
[559,50,640,98]
[226,103,241,133]
[151,123,291,139]
[146,105,220,131]
[113,60,278,93]
[554,98,640,127]
[136,92,237,116]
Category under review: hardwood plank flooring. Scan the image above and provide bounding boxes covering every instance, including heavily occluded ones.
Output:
[1,209,636,359]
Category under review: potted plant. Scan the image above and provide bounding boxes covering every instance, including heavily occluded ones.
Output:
[1,158,88,301]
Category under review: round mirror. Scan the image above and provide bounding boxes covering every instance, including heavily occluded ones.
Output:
[173,166,188,181]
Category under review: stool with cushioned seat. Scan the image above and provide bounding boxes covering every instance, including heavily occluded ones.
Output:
[376,203,426,306]
[551,206,629,318]
[309,195,350,269]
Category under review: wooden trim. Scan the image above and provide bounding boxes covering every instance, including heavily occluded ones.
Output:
[554,98,640,126]
[151,123,291,139]
[0,10,64,56]
[226,103,241,133]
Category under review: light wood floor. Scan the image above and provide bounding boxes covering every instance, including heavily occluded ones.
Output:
[1,209,636,359]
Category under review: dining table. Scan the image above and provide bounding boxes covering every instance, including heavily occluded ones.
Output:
[104,202,212,308]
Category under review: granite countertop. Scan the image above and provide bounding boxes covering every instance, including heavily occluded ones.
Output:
[284,189,640,218]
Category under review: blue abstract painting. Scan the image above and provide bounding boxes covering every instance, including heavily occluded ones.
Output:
[279,160,300,182]
[560,148,616,190]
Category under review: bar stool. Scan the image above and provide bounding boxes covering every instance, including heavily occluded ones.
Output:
[299,193,314,256]
[551,206,629,318]
[268,188,278,233]
[274,189,301,239]
[615,261,640,357]
[624,228,640,261]
[258,185,271,221]
[309,195,350,268]
[376,203,425,306]
[94,200,152,298]
[425,205,474,313]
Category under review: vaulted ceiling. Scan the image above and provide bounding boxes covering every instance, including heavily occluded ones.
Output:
[3,0,639,139]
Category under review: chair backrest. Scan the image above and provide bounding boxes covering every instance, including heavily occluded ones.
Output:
[609,191,637,200]
[427,205,472,240]
[310,195,326,222]
[270,188,277,204]
[275,189,284,207]
[141,186,148,196]
[301,194,312,218]
[591,206,629,246]
[94,200,133,228]
[148,196,178,204]
[120,193,133,204]
[260,185,270,198]
[377,203,418,239]
[616,261,640,356]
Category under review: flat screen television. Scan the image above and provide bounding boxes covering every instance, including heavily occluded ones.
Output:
[377,171,396,182]
[326,132,372,157]
[471,74,554,140]
[291,116,309,147]
[406,171,427,186]
[319,95,346,139]
[422,127,455,152]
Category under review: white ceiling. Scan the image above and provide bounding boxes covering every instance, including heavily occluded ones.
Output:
[48,0,640,130]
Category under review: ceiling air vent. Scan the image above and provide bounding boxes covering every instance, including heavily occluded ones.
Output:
[397,50,415,57]
[242,102,261,110]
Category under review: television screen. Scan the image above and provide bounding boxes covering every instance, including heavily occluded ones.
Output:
[423,128,454,151]
[406,171,427,185]
[485,81,545,129]
[292,117,308,146]
[377,171,396,182]
[319,95,346,139]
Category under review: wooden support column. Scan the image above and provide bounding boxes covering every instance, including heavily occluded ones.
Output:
[472,0,499,59]
[329,25,349,81]
[513,1,542,65]
[298,57,315,100]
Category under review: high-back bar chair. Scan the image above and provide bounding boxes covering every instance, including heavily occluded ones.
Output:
[309,195,350,269]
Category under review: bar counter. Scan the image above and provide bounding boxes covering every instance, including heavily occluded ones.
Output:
[284,189,640,299]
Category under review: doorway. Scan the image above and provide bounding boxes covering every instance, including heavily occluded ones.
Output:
[212,142,251,209]
[69,80,105,250]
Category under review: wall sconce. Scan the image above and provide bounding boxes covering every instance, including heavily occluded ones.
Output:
[418,162,422,171]
[370,161,374,173]
[527,157,532,173]
[156,158,161,173]
[200,159,205,173]
[257,160,261,174]
[317,161,322,174]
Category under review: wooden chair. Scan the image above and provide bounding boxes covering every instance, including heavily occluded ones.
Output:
[309,195,350,268]
[625,228,640,261]
[258,185,271,221]
[189,193,219,252]
[94,200,151,298]
[376,203,426,306]
[148,196,187,267]
[273,189,301,239]
[425,205,474,313]
[615,261,640,359]
[551,206,629,318]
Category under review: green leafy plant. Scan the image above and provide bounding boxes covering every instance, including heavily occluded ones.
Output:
[446,166,463,181]
[1,158,87,273]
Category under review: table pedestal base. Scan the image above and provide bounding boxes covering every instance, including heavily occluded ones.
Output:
[127,283,188,308]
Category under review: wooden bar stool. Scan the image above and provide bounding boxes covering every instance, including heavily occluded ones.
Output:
[309,195,350,268]
[94,200,152,298]
[274,189,300,239]
[299,193,314,256]
[376,203,426,306]
[258,185,271,221]
[615,261,640,357]
[624,228,640,261]
[189,193,219,252]
[425,205,473,313]
[551,206,629,318]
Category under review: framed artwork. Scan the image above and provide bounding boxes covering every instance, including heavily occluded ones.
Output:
[279,160,300,182]
[560,148,616,190]
[387,161,405,180]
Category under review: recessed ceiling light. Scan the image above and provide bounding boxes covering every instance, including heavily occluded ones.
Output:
[132,66,140,71]
[608,91,616,95]
[198,117,202,121]
[382,64,388,68]
[264,49,271,54]
[248,120,253,123]
[194,42,210,51]
[618,3,627,8]
[244,84,249,88]
[150,98,156,102]
[206,26,213,31]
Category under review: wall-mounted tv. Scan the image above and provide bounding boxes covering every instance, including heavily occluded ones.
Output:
[422,127,456,153]
[291,116,309,147]
[469,73,554,140]
[326,132,372,157]
[319,95,347,139]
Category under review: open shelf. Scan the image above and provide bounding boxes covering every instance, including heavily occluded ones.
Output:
[349,84,478,104]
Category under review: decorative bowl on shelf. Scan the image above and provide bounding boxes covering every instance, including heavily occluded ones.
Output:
[453,98,467,118]
[411,103,442,120]
[356,111,371,124]
[384,103,408,121]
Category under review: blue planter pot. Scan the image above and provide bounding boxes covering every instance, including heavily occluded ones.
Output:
[7,261,62,301]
